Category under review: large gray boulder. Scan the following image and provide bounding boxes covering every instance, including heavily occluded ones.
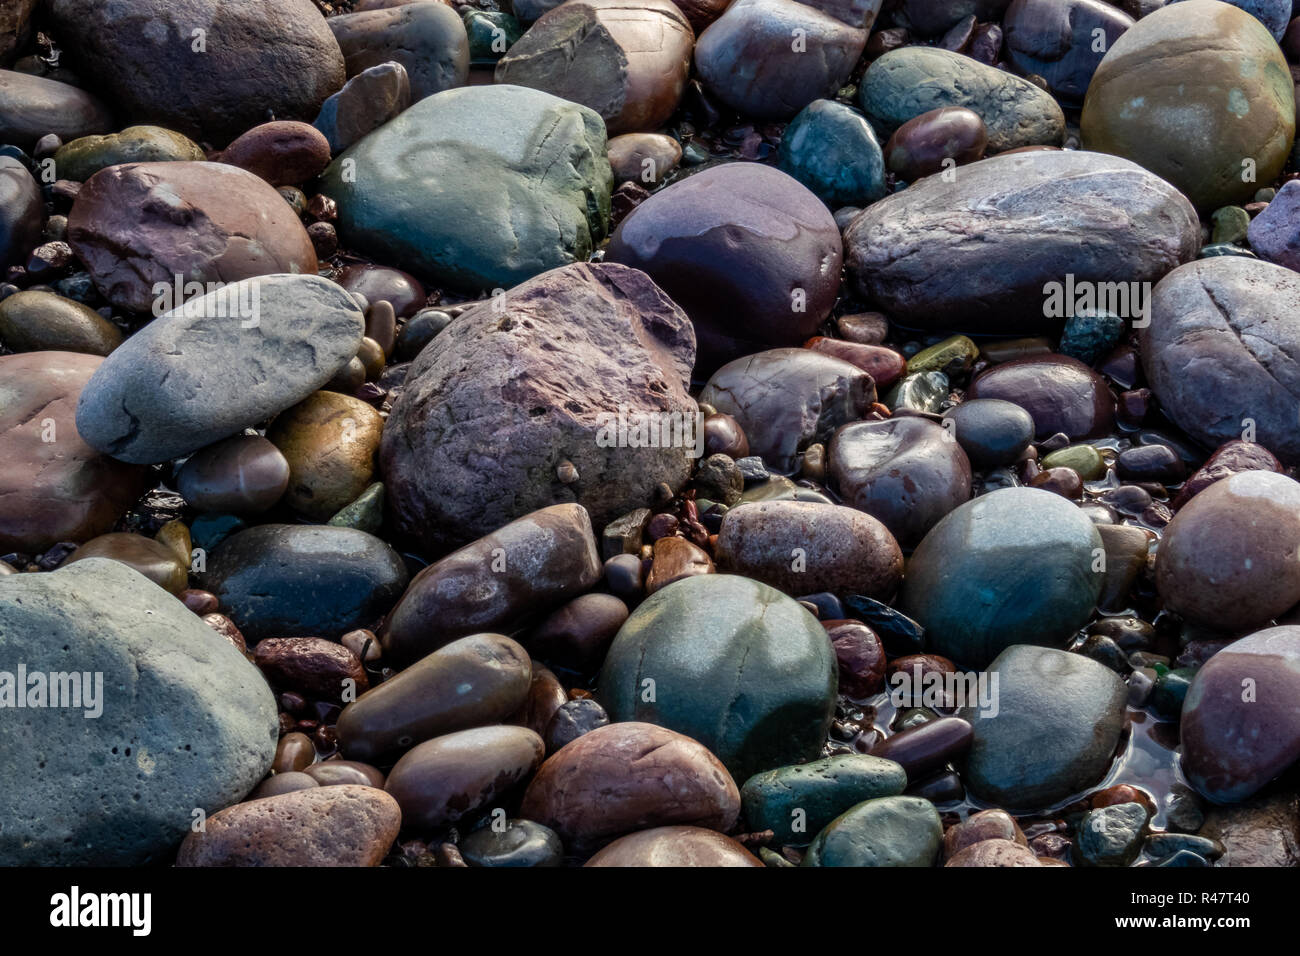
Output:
[319,84,611,293]
[0,559,278,865]
[380,261,697,555]
[75,274,364,464]
[844,150,1200,333]
[44,0,345,146]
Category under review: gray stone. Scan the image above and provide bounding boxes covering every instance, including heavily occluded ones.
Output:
[961,645,1128,811]
[0,559,278,865]
[381,262,696,555]
[320,85,611,293]
[0,69,113,151]
[844,150,1200,333]
[859,46,1064,152]
[802,796,943,866]
[327,3,468,103]
[1075,802,1149,866]
[312,61,411,155]
[75,275,364,464]
[0,155,41,267]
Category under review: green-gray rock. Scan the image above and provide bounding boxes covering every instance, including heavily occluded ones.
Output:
[742,755,907,844]
[884,370,948,413]
[320,84,612,292]
[464,10,522,65]
[906,335,977,376]
[0,289,122,355]
[1040,444,1106,480]
[0,559,278,865]
[801,796,942,867]
[53,125,205,182]
[900,486,1104,666]
[860,47,1065,152]
[961,645,1128,811]
[1210,205,1250,245]
[328,481,385,535]
[1075,801,1149,866]
[776,99,886,209]
[596,574,837,781]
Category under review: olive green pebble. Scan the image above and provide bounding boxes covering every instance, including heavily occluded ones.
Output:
[1040,444,1106,480]
[327,482,385,535]
[0,289,122,355]
[906,335,978,376]
[1255,187,1277,203]
[1210,206,1250,245]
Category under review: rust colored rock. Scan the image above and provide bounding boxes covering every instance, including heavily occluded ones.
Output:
[64,532,189,595]
[221,121,332,187]
[380,503,603,666]
[254,637,370,704]
[384,725,545,829]
[520,721,740,851]
[496,0,694,135]
[645,536,715,594]
[1172,440,1285,509]
[0,352,150,554]
[585,826,762,866]
[272,732,316,773]
[176,785,400,866]
[203,613,248,654]
[511,664,570,738]
[945,837,1042,866]
[67,162,318,313]
[804,337,905,388]
[381,263,696,555]
[716,500,902,599]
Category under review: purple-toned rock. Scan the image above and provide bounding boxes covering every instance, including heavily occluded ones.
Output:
[1003,0,1133,103]
[1248,180,1300,272]
[176,785,401,866]
[45,0,345,146]
[1142,257,1300,464]
[716,500,903,598]
[0,69,113,151]
[882,106,987,182]
[221,121,331,187]
[336,264,426,318]
[67,162,318,313]
[694,0,872,119]
[844,150,1199,333]
[380,262,696,554]
[967,355,1115,441]
[380,504,603,667]
[1171,440,1285,509]
[606,163,842,370]
[1156,471,1300,632]
[828,417,972,548]
[0,352,150,554]
[699,349,874,474]
[1181,626,1300,803]
[0,155,41,268]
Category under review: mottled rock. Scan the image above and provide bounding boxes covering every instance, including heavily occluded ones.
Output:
[778,99,887,207]
[328,2,469,102]
[741,754,907,844]
[53,126,205,183]
[267,391,384,521]
[220,121,331,187]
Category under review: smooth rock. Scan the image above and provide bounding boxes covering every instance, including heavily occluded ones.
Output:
[53,126,205,183]
[741,754,907,844]
[253,637,368,704]
[607,133,682,186]
[0,69,113,151]
[585,826,762,866]
[461,819,564,867]
[778,99,887,208]
[940,399,1035,469]
[966,354,1116,441]
[883,106,987,182]
[220,121,331,187]
[175,435,291,515]
[1003,0,1133,103]
[901,487,1104,666]
[267,390,384,521]
[329,2,468,103]
[0,289,121,354]
[0,155,41,266]
[312,61,412,155]
[945,838,1042,866]
[64,532,189,594]
[802,796,943,867]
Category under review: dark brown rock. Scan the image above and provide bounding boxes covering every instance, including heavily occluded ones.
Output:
[337,633,532,763]
[380,263,697,554]
[302,760,385,788]
[253,637,370,704]
[825,619,887,698]
[67,162,318,313]
[384,725,545,829]
[175,435,291,515]
[380,504,603,666]
[644,536,715,594]
[1172,440,1285,509]
[883,106,987,182]
[221,121,332,187]
[945,837,1042,866]
[337,263,426,319]
[804,338,906,389]
[176,785,400,866]
[64,532,189,594]
[45,0,345,147]
[0,353,151,553]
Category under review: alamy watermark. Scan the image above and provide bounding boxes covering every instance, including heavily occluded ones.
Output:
[151,274,261,327]
[0,664,103,718]
[888,663,999,718]
[1043,273,1151,328]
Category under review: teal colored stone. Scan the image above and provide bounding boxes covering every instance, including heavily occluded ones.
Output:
[1040,444,1106,480]
[801,796,943,867]
[741,755,908,844]
[777,99,886,209]
[1198,243,1257,259]
[597,574,837,781]
[883,370,948,413]
[1144,832,1224,862]
[190,513,246,553]
[328,481,385,535]
[1058,309,1125,365]
[961,645,1128,811]
[320,85,611,292]
[1151,666,1193,718]
[906,335,977,376]
[900,487,1104,666]
[1210,205,1250,245]
[464,10,522,65]
[1074,802,1149,867]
